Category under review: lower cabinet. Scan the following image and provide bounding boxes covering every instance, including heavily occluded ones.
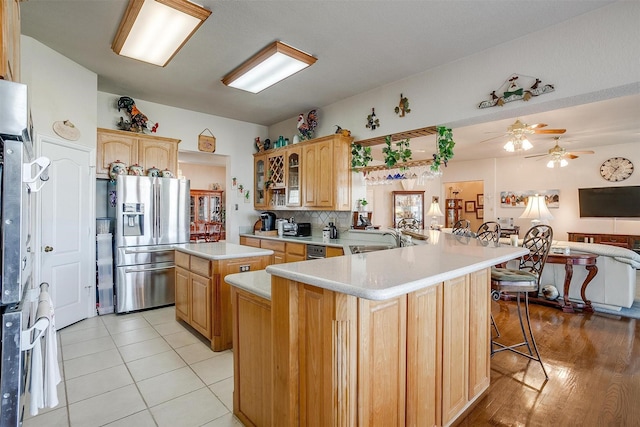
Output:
[175,250,270,351]
[231,287,272,427]
[269,267,491,426]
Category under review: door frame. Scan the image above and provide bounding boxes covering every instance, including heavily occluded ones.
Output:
[34,133,97,321]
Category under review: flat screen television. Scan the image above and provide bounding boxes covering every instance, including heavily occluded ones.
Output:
[578,186,640,218]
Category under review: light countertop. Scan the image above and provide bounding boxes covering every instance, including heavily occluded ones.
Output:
[225,270,272,300]
[265,231,528,301]
[175,242,273,260]
[239,229,419,253]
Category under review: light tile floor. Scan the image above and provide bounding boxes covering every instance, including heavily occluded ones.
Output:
[24,306,244,427]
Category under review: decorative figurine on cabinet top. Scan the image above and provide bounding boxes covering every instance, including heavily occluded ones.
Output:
[297,109,318,141]
[109,160,127,181]
[116,96,157,133]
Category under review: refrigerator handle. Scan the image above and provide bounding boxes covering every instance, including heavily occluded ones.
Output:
[124,247,175,254]
[124,265,174,273]
[155,180,161,240]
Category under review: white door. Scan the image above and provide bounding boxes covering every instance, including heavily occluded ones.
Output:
[37,136,94,330]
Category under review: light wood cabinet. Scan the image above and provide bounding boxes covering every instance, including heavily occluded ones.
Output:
[97,128,180,179]
[174,250,270,351]
[270,267,491,426]
[260,239,285,264]
[285,242,306,262]
[253,134,352,211]
[254,154,268,209]
[231,287,273,427]
[0,0,21,81]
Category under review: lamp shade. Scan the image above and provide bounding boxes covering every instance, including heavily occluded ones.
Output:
[112,0,211,67]
[222,41,317,93]
[519,194,553,225]
[426,201,444,217]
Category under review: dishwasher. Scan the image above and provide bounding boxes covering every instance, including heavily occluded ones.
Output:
[306,244,326,259]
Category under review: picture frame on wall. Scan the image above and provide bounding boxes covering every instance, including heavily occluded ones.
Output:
[477,194,484,207]
[476,208,484,219]
[465,201,475,212]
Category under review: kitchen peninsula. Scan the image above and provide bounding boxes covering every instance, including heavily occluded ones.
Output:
[226,232,528,426]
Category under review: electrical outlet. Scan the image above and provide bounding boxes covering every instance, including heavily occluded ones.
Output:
[239,265,250,272]
[329,216,336,224]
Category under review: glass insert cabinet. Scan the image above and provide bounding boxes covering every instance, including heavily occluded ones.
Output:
[190,190,225,240]
[392,191,425,229]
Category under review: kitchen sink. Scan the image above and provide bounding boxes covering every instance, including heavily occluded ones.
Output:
[348,244,397,254]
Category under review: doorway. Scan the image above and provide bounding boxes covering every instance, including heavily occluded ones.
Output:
[442,180,484,231]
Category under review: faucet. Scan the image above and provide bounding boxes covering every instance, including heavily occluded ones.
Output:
[383,228,403,247]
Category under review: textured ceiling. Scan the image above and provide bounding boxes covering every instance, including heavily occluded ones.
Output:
[20,1,638,164]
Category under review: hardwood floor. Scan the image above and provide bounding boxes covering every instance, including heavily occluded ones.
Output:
[458,300,640,426]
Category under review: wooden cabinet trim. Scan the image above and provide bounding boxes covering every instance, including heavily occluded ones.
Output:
[260,239,286,252]
[190,255,211,277]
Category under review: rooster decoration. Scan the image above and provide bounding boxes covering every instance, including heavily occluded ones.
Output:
[297,109,318,141]
[116,96,158,133]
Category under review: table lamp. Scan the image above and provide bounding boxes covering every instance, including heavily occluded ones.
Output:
[519,194,553,226]
[426,198,444,230]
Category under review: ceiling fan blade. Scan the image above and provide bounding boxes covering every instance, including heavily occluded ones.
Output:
[478,134,506,144]
[534,128,566,134]
[565,154,579,159]
[529,123,548,129]
[524,153,549,159]
[568,150,595,155]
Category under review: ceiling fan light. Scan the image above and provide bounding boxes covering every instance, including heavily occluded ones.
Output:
[504,140,515,152]
[560,158,569,167]
[546,160,555,168]
[521,138,533,150]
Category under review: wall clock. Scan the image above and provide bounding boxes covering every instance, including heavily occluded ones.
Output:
[599,157,634,182]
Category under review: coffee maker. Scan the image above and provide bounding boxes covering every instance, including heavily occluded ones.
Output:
[260,211,277,231]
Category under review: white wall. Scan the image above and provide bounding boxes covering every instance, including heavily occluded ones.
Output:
[270,2,639,145]
[444,141,640,239]
[20,36,98,150]
[97,92,268,243]
[270,2,639,237]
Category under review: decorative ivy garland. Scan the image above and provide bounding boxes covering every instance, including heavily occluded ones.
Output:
[351,142,374,170]
[383,135,412,170]
[431,126,455,173]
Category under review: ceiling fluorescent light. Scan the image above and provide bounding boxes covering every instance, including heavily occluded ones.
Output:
[222,41,317,93]
[112,0,211,67]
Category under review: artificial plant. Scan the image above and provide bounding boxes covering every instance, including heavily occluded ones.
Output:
[431,126,455,173]
[351,142,374,170]
[382,135,412,170]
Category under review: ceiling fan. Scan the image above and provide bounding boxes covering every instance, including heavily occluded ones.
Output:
[525,137,594,167]
[479,119,566,152]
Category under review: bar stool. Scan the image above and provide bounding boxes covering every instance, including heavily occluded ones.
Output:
[476,221,502,337]
[490,224,553,379]
[452,219,471,236]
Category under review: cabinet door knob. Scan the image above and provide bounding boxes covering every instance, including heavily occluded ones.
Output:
[44,245,54,252]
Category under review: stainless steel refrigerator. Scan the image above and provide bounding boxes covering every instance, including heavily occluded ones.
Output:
[115,175,189,313]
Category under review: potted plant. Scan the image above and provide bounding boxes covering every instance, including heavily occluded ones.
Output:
[431,126,455,173]
[382,135,412,170]
[351,142,374,170]
[358,198,369,211]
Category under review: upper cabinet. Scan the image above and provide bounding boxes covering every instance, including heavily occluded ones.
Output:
[0,0,21,81]
[97,128,180,179]
[253,134,352,211]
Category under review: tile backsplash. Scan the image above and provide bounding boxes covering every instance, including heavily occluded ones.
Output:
[273,211,352,233]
